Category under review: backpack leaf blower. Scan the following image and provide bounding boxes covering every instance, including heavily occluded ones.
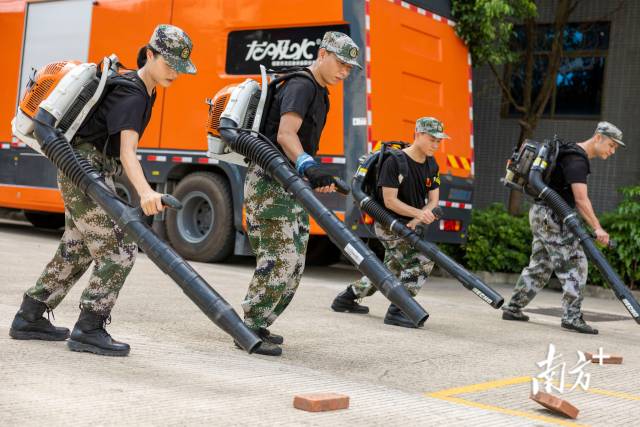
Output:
[12,56,261,352]
[205,66,429,327]
[352,143,504,309]
[503,138,640,324]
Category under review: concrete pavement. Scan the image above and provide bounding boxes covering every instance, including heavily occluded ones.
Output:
[1,219,638,426]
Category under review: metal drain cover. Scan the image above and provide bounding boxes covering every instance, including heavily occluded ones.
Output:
[524,307,630,322]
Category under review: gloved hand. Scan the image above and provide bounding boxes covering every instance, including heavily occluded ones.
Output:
[304,164,335,189]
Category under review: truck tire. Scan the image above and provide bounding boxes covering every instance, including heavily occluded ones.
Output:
[114,174,139,206]
[24,211,65,230]
[166,172,234,263]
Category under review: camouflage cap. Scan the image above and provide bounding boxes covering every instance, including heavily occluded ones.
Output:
[149,24,196,74]
[596,121,624,147]
[416,117,450,139]
[320,31,362,69]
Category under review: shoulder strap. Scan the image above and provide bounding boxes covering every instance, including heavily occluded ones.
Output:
[378,141,409,184]
[106,72,144,92]
[271,69,318,106]
[388,149,409,184]
[259,69,318,133]
[558,141,588,161]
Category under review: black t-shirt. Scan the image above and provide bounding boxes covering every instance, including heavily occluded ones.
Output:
[377,151,440,221]
[547,143,590,208]
[263,70,329,157]
[75,72,156,157]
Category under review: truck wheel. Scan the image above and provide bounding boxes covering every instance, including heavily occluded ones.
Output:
[114,174,139,206]
[24,211,65,230]
[166,172,234,262]
[113,175,152,227]
[305,235,342,266]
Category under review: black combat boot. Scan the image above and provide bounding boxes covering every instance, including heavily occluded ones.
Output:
[383,304,418,328]
[561,315,598,335]
[501,307,530,322]
[331,286,369,314]
[9,294,70,341]
[259,327,284,345]
[67,310,130,356]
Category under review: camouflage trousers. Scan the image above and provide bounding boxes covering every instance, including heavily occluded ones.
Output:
[242,163,310,330]
[26,143,137,315]
[503,204,588,323]
[351,222,435,298]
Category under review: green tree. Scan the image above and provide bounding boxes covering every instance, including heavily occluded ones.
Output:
[452,0,579,214]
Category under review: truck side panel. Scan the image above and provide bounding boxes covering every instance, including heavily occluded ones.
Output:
[368,0,472,179]
[162,0,346,155]
[0,1,24,141]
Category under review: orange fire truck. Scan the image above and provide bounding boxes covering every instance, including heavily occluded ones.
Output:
[0,0,474,264]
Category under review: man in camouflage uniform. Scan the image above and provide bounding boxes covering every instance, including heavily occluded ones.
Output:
[241,32,361,356]
[332,117,445,328]
[9,24,196,356]
[502,121,624,334]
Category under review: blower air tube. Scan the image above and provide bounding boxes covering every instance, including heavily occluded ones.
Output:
[529,156,640,324]
[352,155,504,309]
[219,118,429,327]
[33,109,261,352]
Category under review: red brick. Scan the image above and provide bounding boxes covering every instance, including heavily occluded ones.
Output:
[293,393,349,412]
[585,352,623,364]
[530,391,579,419]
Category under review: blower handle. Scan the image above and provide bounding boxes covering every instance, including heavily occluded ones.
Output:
[333,177,350,195]
[161,194,183,210]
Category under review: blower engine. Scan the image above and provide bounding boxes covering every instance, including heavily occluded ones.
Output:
[12,58,114,155]
[205,67,430,327]
[502,138,559,197]
[503,139,640,324]
[10,57,261,352]
[205,66,270,166]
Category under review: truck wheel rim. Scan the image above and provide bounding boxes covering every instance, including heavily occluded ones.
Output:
[177,191,214,244]
[114,182,132,204]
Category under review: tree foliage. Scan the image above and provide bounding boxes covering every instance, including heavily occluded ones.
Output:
[588,186,640,289]
[452,0,537,66]
[452,0,582,214]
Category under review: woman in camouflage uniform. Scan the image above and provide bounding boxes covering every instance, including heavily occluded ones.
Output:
[9,24,196,356]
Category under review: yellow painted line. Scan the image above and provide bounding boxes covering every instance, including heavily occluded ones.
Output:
[557,382,640,402]
[586,387,640,402]
[428,376,638,426]
[428,394,586,427]
[428,376,531,398]
[427,377,587,427]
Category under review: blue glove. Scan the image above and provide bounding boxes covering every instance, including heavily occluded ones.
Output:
[295,152,316,175]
